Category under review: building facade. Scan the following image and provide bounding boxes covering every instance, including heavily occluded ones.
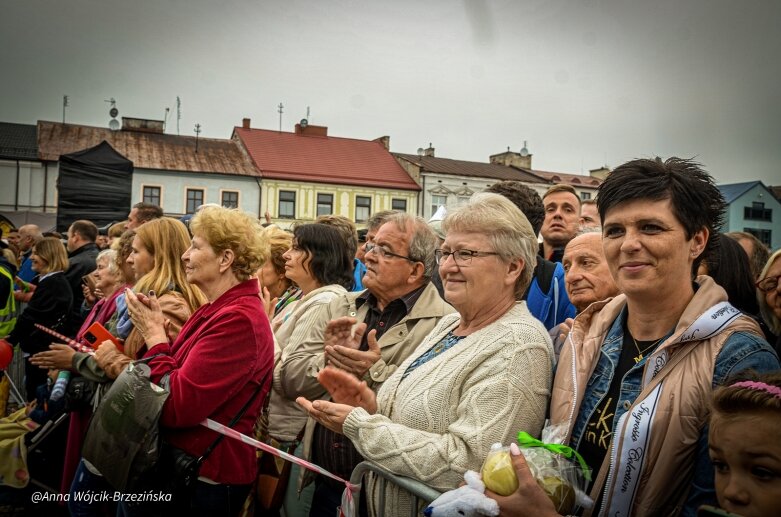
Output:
[719,181,781,249]
[234,120,419,228]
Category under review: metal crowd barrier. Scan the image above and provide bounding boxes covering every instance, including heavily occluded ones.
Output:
[347,461,442,517]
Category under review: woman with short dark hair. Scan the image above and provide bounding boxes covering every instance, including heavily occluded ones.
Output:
[264,223,354,515]
[489,158,779,516]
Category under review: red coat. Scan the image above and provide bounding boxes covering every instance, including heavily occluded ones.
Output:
[144,279,273,485]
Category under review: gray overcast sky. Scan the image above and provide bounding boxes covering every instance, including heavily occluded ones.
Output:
[2,0,780,185]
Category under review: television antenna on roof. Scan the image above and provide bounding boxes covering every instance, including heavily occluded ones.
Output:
[105,98,119,131]
[277,102,284,132]
[520,140,529,157]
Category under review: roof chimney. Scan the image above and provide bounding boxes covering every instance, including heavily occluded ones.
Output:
[242,118,251,129]
[424,143,435,157]
[373,135,390,150]
[489,146,532,170]
[294,123,328,137]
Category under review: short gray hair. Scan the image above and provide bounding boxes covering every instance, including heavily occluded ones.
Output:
[96,249,120,277]
[577,226,602,237]
[384,212,437,280]
[442,193,538,299]
[367,210,400,232]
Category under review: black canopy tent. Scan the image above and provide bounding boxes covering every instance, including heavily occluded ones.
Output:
[56,141,133,232]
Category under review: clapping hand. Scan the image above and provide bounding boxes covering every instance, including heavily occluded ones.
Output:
[125,289,167,345]
[296,367,378,435]
[324,317,381,378]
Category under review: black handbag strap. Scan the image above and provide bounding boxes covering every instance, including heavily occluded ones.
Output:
[196,367,271,464]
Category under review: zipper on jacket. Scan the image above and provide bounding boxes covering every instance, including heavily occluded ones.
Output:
[565,332,579,432]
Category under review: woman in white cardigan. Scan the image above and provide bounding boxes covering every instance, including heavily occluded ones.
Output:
[298,194,554,516]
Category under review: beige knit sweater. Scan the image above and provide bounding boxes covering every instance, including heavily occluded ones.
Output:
[342,301,553,516]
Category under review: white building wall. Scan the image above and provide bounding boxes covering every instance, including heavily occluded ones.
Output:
[132,169,261,217]
[0,159,58,212]
[420,172,550,220]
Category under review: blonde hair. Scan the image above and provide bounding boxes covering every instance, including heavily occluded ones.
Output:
[190,206,269,282]
[32,237,69,274]
[134,218,205,310]
[443,193,537,298]
[757,249,781,334]
[264,226,293,277]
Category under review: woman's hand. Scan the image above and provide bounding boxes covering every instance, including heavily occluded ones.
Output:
[296,397,355,435]
[125,289,168,345]
[82,284,96,306]
[485,443,560,517]
[257,279,277,320]
[317,367,377,413]
[94,340,121,363]
[30,344,76,370]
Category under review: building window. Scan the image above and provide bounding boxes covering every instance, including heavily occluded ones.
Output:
[185,189,204,214]
[581,192,591,200]
[744,202,772,222]
[391,198,407,212]
[317,193,333,216]
[355,196,372,222]
[744,227,772,247]
[431,194,447,215]
[143,186,161,206]
[279,190,296,219]
[221,191,239,209]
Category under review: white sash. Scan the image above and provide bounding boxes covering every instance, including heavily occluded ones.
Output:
[605,301,740,516]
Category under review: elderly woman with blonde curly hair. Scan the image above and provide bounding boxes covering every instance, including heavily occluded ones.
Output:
[122,206,275,515]
[298,193,554,516]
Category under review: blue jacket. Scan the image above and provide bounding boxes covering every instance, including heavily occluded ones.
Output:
[351,258,366,292]
[17,250,36,283]
[525,259,576,330]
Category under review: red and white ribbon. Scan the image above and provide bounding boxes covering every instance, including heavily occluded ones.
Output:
[201,418,357,493]
[34,323,94,355]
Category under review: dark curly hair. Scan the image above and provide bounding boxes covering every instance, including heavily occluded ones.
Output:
[597,157,725,277]
[292,223,354,290]
[486,180,545,235]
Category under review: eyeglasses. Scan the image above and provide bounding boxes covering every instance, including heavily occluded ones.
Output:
[435,249,500,266]
[756,275,780,292]
[364,243,418,263]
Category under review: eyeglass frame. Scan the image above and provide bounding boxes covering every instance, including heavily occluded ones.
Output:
[435,248,501,266]
[756,275,780,293]
[364,242,419,263]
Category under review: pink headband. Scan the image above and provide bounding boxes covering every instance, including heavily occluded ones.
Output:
[730,381,781,400]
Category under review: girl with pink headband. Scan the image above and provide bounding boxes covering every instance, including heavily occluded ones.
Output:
[707,371,781,517]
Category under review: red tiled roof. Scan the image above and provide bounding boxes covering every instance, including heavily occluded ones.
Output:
[234,127,420,191]
[528,169,602,187]
[37,121,258,176]
[394,153,547,183]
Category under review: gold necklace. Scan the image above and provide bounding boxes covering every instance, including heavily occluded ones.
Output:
[631,336,664,364]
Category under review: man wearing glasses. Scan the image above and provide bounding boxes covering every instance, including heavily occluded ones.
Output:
[279,212,454,516]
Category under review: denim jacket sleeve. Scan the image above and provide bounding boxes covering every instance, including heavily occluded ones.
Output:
[681,330,780,517]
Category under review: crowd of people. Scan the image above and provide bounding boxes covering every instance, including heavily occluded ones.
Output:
[0,157,779,517]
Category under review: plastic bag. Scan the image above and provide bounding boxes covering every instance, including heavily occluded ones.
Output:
[519,423,592,514]
[480,423,592,515]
